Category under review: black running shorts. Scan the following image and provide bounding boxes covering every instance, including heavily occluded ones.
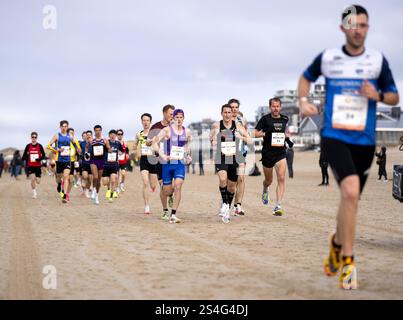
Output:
[102,166,119,177]
[27,166,42,178]
[56,162,71,174]
[261,151,286,169]
[140,156,157,174]
[215,163,238,182]
[322,137,375,194]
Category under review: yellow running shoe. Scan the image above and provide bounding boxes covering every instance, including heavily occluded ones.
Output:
[60,192,65,199]
[272,205,284,216]
[339,257,358,290]
[106,190,111,198]
[112,192,118,199]
[324,234,342,277]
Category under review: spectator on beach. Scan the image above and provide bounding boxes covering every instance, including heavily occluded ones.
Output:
[286,145,294,179]
[0,153,4,178]
[319,148,329,186]
[375,146,388,181]
[11,150,23,180]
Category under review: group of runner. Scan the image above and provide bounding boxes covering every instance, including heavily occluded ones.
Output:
[18,5,400,291]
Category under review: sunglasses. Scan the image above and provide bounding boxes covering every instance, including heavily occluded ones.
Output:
[117,133,123,136]
[31,136,37,139]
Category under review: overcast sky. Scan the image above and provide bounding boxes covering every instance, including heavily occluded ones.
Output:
[1,0,402,149]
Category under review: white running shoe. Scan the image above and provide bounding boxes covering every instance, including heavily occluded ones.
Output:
[94,194,99,205]
[219,203,227,217]
[169,214,182,224]
[144,205,151,215]
[222,206,231,224]
[120,183,125,192]
[234,205,245,216]
[32,189,37,199]
[91,189,96,200]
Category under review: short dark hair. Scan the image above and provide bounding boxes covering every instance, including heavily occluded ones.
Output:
[94,125,102,131]
[117,129,124,135]
[31,132,38,137]
[163,104,175,113]
[60,120,69,127]
[342,5,369,22]
[86,130,93,135]
[221,104,232,113]
[82,131,87,136]
[141,113,152,121]
[269,97,282,107]
[67,128,74,134]
[109,129,117,135]
[228,98,240,107]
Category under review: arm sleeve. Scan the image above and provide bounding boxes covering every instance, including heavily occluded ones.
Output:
[40,145,46,160]
[303,52,323,82]
[255,118,264,131]
[22,145,29,161]
[378,56,398,93]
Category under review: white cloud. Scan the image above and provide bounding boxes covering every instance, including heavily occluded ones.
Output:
[1,0,402,148]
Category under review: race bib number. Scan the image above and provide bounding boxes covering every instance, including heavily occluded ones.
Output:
[332,94,368,131]
[170,146,185,160]
[118,153,125,161]
[74,161,80,168]
[221,141,236,156]
[93,145,104,157]
[271,133,285,147]
[60,146,70,157]
[30,153,39,162]
[141,145,153,156]
[107,152,117,162]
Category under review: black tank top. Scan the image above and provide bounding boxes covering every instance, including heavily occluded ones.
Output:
[216,120,241,165]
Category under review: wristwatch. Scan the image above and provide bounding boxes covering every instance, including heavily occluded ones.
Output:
[379,92,385,102]
[299,97,309,102]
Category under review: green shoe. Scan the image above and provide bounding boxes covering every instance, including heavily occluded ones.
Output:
[161,210,169,220]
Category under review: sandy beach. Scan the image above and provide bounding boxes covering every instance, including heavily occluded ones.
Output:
[0,150,402,300]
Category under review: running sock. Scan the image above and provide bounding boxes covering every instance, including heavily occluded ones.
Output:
[227,191,235,207]
[237,203,242,207]
[342,256,354,265]
[171,209,177,216]
[219,186,228,204]
[332,238,342,250]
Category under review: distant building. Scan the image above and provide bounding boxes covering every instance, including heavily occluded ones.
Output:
[255,85,326,127]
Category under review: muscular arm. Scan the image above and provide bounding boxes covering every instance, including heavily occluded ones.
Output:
[298,75,319,117]
[47,134,58,152]
[152,127,169,155]
[237,123,252,145]
[185,129,193,156]
[104,138,112,153]
[209,122,219,146]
